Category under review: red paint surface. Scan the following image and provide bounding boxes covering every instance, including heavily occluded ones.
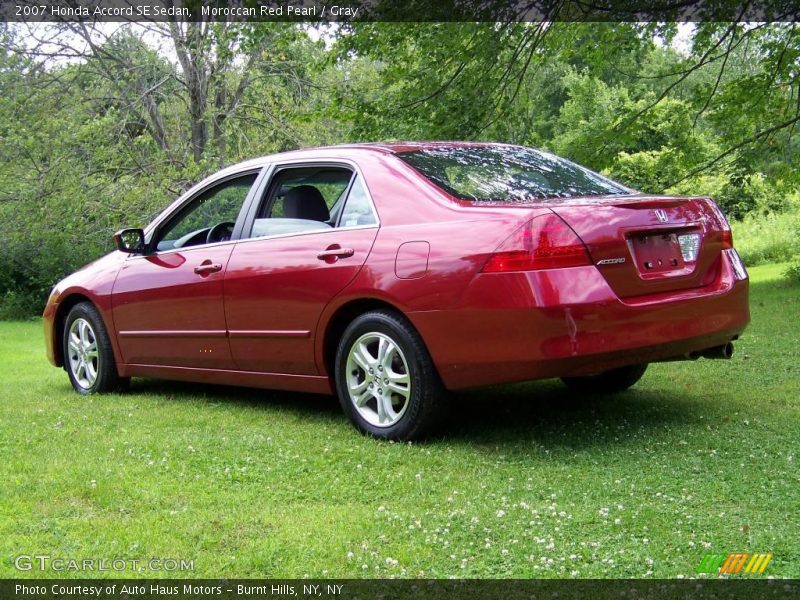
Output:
[44,144,750,394]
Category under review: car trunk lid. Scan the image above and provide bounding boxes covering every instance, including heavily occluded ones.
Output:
[549,195,730,298]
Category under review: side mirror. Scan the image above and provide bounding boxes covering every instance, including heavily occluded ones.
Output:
[113,228,146,254]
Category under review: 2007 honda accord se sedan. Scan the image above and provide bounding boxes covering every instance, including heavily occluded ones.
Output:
[44,142,750,439]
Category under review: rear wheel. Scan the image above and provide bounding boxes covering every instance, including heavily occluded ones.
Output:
[334,310,445,440]
[561,363,648,394]
[63,302,128,394]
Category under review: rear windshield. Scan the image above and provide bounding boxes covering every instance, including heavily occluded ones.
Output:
[398,146,630,202]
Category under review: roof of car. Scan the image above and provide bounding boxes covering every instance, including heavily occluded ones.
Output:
[318,141,515,154]
[216,141,517,180]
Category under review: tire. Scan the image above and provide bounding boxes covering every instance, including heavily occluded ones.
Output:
[561,363,648,394]
[63,302,128,394]
[334,310,446,440]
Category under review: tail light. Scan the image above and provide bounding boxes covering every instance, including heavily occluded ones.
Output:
[721,228,733,249]
[705,197,733,249]
[481,213,591,272]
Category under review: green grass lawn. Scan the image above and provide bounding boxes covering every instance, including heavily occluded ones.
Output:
[1,263,798,579]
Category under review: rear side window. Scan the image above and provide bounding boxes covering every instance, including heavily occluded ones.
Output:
[398,146,629,202]
[246,166,378,239]
[339,177,377,227]
[265,167,352,219]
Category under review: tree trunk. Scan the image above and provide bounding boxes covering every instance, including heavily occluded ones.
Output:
[169,21,208,162]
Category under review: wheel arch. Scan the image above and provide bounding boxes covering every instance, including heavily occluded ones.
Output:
[52,293,99,368]
[319,297,425,381]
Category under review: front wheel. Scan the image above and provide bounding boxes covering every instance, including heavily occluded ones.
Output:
[561,363,648,394]
[63,302,128,394]
[334,310,446,440]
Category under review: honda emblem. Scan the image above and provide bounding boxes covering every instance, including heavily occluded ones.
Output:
[654,209,668,223]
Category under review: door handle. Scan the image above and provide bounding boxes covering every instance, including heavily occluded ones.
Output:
[194,262,222,275]
[317,246,355,262]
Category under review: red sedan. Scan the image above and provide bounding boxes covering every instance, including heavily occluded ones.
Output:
[43,142,750,439]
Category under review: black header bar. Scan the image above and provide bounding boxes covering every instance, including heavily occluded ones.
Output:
[3,0,799,22]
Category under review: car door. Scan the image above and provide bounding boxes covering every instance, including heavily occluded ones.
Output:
[112,171,261,369]
[224,163,379,374]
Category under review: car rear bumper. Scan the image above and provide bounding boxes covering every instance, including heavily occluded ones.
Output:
[409,251,750,390]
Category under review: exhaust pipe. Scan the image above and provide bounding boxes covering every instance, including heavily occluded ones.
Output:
[693,342,734,360]
[657,342,735,363]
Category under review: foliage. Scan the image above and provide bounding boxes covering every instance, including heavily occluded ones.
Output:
[786,256,800,283]
[730,205,800,266]
[2,22,800,317]
[0,24,329,317]
[667,172,794,220]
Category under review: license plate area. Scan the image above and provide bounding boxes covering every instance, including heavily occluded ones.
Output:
[628,231,695,277]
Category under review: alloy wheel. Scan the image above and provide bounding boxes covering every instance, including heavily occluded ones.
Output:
[67,318,99,390]
[345,332,412,427]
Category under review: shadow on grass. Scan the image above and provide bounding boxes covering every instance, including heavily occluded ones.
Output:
[129,377,341,419]
[441,380,702,449]
[126,376,702,451]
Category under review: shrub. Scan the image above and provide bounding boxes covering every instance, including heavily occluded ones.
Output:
[0,232,108,320]
[731,208,800,266]
[715,173,789,220]
[667,173,792,221]
[609,149,685,193]
[785,256,800,284]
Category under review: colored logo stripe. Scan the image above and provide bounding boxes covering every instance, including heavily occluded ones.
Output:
[720,553,749,574]
[697,554,727,573]
[744,553,773,574]
[697,552,773,575]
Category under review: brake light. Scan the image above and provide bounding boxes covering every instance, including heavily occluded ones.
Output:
[721,228,733,249]
[704,197,733,249]
[481,213,591,272]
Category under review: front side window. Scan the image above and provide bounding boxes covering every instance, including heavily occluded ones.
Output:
[398,146,630,202]
[156,174,257,251]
